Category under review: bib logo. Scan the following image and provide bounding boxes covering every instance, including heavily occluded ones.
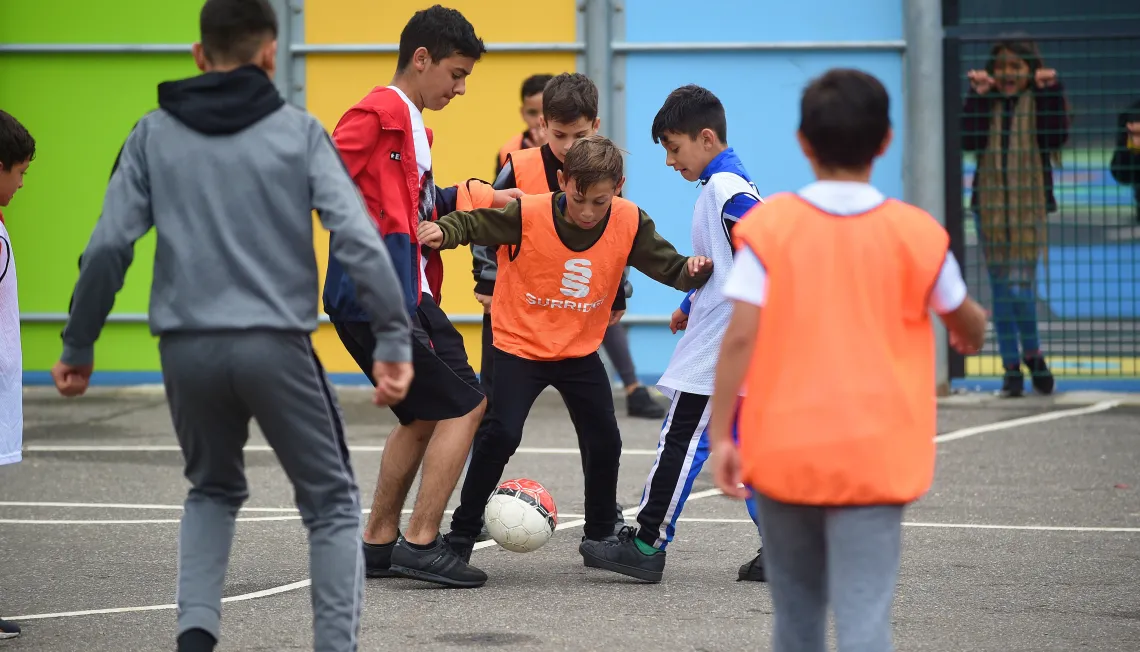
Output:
[560,259,592,298]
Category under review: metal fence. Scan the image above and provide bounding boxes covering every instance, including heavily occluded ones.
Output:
[944,0,1140,383]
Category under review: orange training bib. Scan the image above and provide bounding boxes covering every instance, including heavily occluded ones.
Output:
[491,193,639,361]
[733,193,950,506]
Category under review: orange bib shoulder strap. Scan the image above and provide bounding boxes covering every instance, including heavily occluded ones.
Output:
[498,133,525,167]
[508,147,551,195]
[456,178,496,211]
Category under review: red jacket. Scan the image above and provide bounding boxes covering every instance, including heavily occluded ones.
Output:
[324,86,443,318]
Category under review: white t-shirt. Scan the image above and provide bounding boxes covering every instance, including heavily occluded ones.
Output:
[723,181,967,313]
[389,86,435,298]
[0,219,22,466]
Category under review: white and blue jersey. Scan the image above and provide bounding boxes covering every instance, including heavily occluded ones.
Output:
[634,149,761,550]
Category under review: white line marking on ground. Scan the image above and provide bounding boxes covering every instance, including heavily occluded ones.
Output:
[671,517,1140,533]
[5,491,722,622]
[0,502,297,512]
[932,400,1121,443]
[9,401,1121,622]
[21,444,659,455]
[0,504,585,525]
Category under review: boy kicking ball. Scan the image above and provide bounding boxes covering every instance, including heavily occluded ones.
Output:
[418,135,712,575]
[582,84,767,583]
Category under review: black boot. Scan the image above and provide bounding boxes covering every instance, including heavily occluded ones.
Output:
[1023,353,1055,395]
[737,548,766,582]
[1000,365,1024,398]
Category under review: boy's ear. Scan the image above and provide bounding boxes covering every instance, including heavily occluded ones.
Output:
[614,176,626,196]
[700,128,717,148]
[876,127,894,158]
[191,43,209,72]
[259,40,278,79]
[795,130,817,163]
[556,169,566,192]
[539,115,548,131]
[413,46,431,72]
[591,117,601,133]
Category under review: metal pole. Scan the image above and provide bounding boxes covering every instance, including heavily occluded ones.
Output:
[584,0,612,137]
[608,1,627,152]
[610,40,906,53]
[903,0,950,395]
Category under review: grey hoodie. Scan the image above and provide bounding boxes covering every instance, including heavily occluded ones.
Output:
[61,65,410,367]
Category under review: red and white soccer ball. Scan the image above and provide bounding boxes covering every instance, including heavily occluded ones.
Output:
[483,478,559,553]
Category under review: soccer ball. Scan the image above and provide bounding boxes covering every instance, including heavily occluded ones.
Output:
[483,478,558,553]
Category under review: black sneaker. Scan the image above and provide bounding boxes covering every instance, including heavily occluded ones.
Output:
[737,548,766,582]
[391,536,487,588]
[1023,354,1055,395]
[580,526,665,583]
[0,618,20,640]
[627,386,666,419]
[362,533,399,578]
[176,628,216,652]
[444,531,476,563]
[1000,366,1024,398]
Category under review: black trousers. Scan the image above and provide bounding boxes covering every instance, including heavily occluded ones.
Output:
[450,347,623,541]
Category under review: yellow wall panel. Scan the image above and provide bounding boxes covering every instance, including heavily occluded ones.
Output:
[305,0,577,44]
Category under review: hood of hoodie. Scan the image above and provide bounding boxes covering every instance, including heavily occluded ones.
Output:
[157,65,285,135]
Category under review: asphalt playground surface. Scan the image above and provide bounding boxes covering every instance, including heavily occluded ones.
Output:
[1,386,1138,651]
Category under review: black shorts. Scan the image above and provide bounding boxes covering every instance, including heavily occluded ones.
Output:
[333,293,484,425]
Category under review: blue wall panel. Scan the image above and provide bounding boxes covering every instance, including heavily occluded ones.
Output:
[623,0,903,43]
[616,0,906,385]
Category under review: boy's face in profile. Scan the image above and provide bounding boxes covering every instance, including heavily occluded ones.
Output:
[521,92,544,136]
[0,159,30,208]
[557,173,624,230]
[544,116,600,163]
[659,130,715,182]
[417,51,477,111]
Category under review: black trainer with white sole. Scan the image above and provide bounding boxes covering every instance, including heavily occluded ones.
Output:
[579,526,664,583]
[390,536,488,588]
[0,618,20,640]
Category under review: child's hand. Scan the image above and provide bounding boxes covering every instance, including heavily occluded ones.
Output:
[371,360,414,406]
[686,256,712,277]
[949,330,981,355]
[492,188,525,208]
[528,122,547,148]
[417,221,444,249]
[51,361,92,398]
[1034,68,1058,89]
[670,308,689,334]
[608,310,625,326]
[967,70,995,95]
[711,438,750,499]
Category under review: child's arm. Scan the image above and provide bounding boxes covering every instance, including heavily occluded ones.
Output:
[59,123,156,374]
[707,246,766,500]
[626,209,713,291]
[928,252,987,354]
[419,200,523,251]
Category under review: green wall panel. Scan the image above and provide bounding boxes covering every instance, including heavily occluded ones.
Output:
[21,324,160,372]
[1,53,200,372]
[0,1,203,44]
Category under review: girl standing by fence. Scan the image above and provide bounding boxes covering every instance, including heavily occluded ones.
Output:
[963,39,1069,397]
